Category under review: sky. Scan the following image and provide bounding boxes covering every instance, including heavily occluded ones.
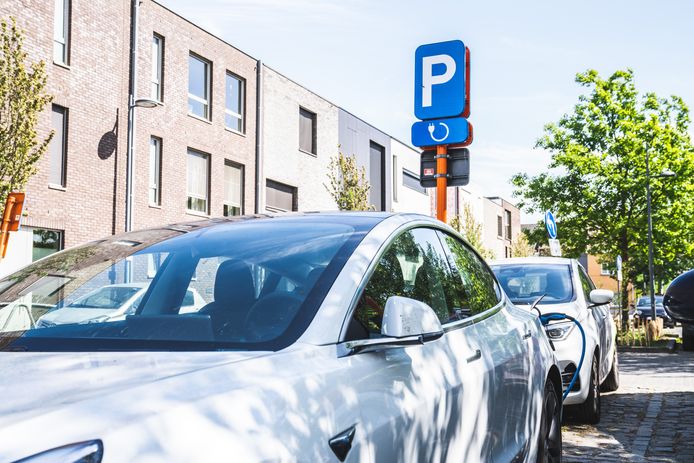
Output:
[159,0,694,223]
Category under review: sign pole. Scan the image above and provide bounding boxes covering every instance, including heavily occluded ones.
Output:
[436,144,448,223]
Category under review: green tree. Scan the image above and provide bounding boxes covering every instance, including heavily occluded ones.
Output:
[510,230,535,258]
[449,201,495,260]
[324,150,372,211]
[0,17,53,205]
[512,69,694,327]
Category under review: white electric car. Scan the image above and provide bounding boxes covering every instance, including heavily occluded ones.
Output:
[492,257,618,424]
[0,214,561,462]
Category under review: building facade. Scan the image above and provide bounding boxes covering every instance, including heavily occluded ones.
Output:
[390,138,430,215]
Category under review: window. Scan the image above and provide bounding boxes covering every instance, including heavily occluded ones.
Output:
[403,168,426,194]
[299,108,316,154]
[492,264,574,305]
[600,263,611,276]
[266,180,297,212]
[578,265,596,302]
[225,72,245,132]
[50,105,68,186]
[392,156,398,202]
[497,216,503,237]
[224,161,243,216]
[438,231,502,315]
[504,210,512,240]
[188,53,211,120]
[32,229,63,262]
[186,149,209,213]
[369,141,386,211]
[53,0,70,64]
[151,34,164,101]
[149,137,162,206]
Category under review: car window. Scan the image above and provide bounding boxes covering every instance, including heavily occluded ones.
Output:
[67,286,141,309]
[437,231,501,317]
[577,265,595,302]
[492,264,574,305]
[182,290,195,307]
[349,228,464,339]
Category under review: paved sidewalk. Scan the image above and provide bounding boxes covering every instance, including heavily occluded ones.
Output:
[563,351,694,462]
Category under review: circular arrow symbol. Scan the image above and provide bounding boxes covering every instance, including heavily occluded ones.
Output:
[428,122,450,143]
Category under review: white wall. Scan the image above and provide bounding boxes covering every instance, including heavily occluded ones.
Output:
[0,229,33,278]
[390,138,431,215]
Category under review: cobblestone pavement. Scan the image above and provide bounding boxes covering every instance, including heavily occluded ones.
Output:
[562,350,694,462]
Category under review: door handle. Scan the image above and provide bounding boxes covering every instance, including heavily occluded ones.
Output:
[523,329,532,340]
[466,349,481,363]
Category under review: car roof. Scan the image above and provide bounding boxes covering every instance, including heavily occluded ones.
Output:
[489,256,575,266]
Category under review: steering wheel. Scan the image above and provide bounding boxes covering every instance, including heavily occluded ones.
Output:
[241,292,303,342]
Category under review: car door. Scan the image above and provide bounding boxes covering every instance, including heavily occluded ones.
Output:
[340,227,491,462]
[577,264,611,380]
[437,231,533,462]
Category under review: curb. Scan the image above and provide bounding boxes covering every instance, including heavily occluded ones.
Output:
[618,339,677,353]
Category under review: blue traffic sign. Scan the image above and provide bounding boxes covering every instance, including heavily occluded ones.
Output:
[545,211,558,239]
[414,40,466,120]
[411,117,470,148]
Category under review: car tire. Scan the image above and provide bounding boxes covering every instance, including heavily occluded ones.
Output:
[683,324,694,351]
[575,355,600,424]
[537,380,562,463]
[600,348,619,392]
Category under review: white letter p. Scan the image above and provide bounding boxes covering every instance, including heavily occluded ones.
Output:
[422,54,456,108]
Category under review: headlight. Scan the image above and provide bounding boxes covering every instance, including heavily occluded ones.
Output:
[545,321,575,341]
[14,440,103,463]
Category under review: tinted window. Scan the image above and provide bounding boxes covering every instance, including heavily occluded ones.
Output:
[0,217,376,352]
[577,265,595,301]
[350,228,468,339]
[438,231,501,316]
[492,264,574,305]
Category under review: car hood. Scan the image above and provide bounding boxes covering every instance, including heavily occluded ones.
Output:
[0,350,270,427]
[512,300,585,322]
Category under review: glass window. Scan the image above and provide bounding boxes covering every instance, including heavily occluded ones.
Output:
[403,168,426,194]
[186,149,209,213]
[188,54,211,119]
[32,229,63,262]
[50,105,67,186]
[350,228,472,339]
[151,34,164,101]
[392,156,398,202]
[369,141,385,211]
[600,263,611,276]
[0,217,375,352]
[497,216,503,237]
[224,161,243,216]
[53,0,70,64]
[504,210,512,240]
[492,264,574,305]
[438,231,501,317]
[266,179,297,212]
[299,108,316,154]
[149,137,162,206]
[225,72,245,132]
[577,265,595,301]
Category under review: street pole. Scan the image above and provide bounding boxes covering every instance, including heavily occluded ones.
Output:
[646,150,657,323]
[125,0,140,234]
[436,145,448,223]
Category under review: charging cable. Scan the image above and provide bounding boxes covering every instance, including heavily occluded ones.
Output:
[538,312,586,402]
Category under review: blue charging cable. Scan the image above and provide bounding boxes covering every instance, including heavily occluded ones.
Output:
[538,312,586,402]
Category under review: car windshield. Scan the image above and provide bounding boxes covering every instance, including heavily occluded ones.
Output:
[637,296,664,307]
[0,216,374,352]
[67,286,141,309]
[491,263,574,305]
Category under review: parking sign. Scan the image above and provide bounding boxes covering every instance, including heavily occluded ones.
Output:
[414,40,467,120]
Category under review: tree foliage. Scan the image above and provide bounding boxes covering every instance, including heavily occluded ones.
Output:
[324,150,372,211]
[512,69,694,310]
[510,230,535,258]
[0,17,53,205]
[449,201,495,260]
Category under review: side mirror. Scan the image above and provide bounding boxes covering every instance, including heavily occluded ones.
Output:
[589,289,614,305]
[664,269,694,323]
[382,296,443,339]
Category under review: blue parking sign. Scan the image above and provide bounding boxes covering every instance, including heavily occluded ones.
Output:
[411,117,470,148]
[414,40,466,120]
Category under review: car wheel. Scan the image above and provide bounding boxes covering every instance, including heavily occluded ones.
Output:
[683,324,694,351]
[537,381,562,463]
[600,348,619,392]
[575,355,600,424]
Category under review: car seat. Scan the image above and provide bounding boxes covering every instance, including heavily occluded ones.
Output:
[199,260,255,338]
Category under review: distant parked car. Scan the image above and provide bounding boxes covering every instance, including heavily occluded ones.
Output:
[491,257,618,424]
[664,269,694,350]
[36,283,205,327]
[633,295,674,328]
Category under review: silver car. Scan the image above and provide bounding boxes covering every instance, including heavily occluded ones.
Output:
[0,213,560,462]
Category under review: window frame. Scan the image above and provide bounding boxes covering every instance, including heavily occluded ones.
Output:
[151,34,164,102]
[225,71,245,134]
[50,104,68,187]
[188,53,212,120]
[186,148,210,214]
[53,0,70,65]
[223,160,244,217]
[504,209,512,240]
[402,168,426,194]
[298,107,317,155]
[265,179,297,212]
[31,227,64,262]
[149,136,162,206]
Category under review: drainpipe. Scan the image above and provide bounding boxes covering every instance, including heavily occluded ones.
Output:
[254,60,263,214]
[125,0,140,232]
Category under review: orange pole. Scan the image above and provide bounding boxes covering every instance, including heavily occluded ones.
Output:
[436,144,448,223]
[0,195,16,258]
